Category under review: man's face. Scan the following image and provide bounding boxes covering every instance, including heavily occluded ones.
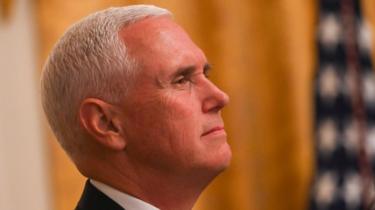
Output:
[118,16,231,176]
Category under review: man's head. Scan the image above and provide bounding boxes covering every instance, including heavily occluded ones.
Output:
[41,4,231,201]
[41,5,171,158]
[114,15,231,176]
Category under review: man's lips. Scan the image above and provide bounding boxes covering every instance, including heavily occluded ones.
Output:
[201,126,225,136]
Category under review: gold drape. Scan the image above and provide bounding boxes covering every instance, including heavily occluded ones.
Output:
[36,1,375,210]
[0,0,14,21]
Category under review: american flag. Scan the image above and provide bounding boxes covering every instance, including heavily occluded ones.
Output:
[310,0,375,209]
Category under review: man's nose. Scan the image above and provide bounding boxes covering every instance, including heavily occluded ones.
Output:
[201,80,230,113]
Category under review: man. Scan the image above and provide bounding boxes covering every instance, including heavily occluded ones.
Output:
[41,5,231,210]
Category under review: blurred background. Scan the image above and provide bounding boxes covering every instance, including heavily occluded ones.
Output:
[0,0,374,210]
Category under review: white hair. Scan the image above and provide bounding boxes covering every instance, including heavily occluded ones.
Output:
[41,5,171,158]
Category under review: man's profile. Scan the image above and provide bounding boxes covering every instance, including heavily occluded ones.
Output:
[41,5,231,210]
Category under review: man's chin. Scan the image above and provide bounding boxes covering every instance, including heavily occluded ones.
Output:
[217,150,232,172]
[206,145,232,174]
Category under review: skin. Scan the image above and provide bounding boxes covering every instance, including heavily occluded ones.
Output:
[78,16,231,210]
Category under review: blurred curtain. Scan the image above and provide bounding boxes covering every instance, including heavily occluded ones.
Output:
[0,0,50,210]
[36,0,375,210]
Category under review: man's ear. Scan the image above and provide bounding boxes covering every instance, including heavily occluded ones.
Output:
[79,98,126,151]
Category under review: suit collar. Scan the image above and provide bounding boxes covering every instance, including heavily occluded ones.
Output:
[75,179,124,210]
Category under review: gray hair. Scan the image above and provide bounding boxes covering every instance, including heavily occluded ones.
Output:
[41,5,171,158]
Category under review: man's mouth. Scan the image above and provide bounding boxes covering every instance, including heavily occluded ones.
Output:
[201,126,225,137]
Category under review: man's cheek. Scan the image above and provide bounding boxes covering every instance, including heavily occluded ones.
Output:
[165,96,197,117]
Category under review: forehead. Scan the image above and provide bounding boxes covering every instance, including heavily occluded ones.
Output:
[119,16,207,76]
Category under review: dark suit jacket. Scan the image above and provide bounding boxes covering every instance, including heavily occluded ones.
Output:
[75,180,125,210]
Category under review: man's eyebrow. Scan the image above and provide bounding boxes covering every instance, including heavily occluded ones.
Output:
[169,65,196,81]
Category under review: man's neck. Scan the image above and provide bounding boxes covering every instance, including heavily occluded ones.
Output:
[88,157,218,210]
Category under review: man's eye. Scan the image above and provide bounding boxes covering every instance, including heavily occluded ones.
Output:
[203,70,210,79]
[204,72,210,79]
[174,76,190,84]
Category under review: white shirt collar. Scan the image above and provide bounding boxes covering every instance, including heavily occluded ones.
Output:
[90,179,159,210]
